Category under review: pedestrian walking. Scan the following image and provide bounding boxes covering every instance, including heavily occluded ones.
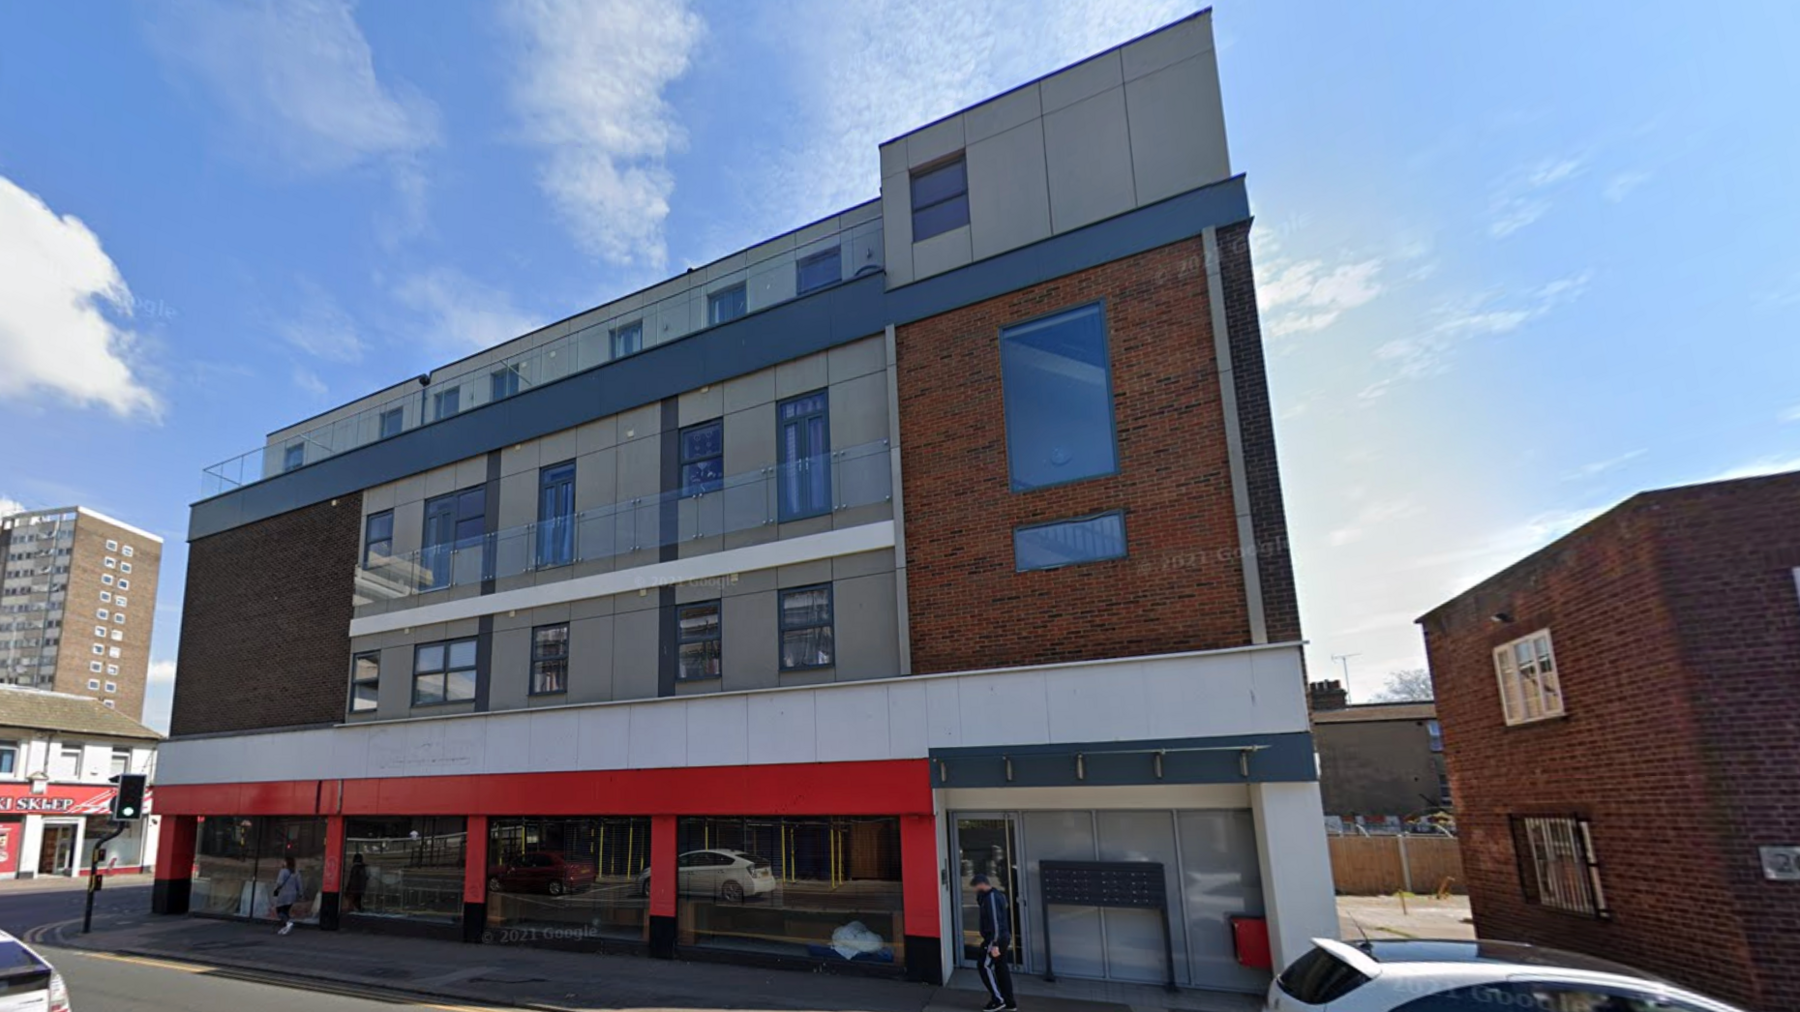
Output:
[972,873,1017,1012]
[272,855,303,936]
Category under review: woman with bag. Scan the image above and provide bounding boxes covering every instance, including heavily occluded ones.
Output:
[272,855,303,936]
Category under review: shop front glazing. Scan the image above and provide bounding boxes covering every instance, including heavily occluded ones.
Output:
[191,816,326,923]
[342,816,467,924]
[485,816,651,945]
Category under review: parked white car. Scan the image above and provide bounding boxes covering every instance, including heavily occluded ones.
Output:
[1269,938,1745,1012]
[635,849,777,903]
[0,929,71,1012]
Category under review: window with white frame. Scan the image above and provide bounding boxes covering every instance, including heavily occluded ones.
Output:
[51,743,82,779]
[120,562,131,574]
[91,644,104,655]
[0,740,15,776]
[93,625,106,637]
[122,545,134,558]
[1510,815,1608,918]
[117,579,128,591]
[105,540,118,551]
[108,647,120,658]
[87,678,100,690]
[112,613,124,624]
[114,596,126,608]
[104,558,116,569]
[1493,629,1564,724]
[99,591,111,603]
[101,574,113,586]
[109,748,131,778]
[88,661,102,673]
[110,630,122,641]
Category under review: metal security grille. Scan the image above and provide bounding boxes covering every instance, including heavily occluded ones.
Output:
[1511,815,1609,918]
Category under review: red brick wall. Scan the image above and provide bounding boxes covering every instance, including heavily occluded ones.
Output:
[896,237,1258,673]
[1420,475,1800,1008]
[170,495,362,737]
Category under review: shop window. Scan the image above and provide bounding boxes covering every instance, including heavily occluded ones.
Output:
[675,816,903,968]
[192,816,327,924]
[485,816,651,945]
[342,816,467,924]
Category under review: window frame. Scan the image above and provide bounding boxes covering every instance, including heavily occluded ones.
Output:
[611,320,643,359]
[0,740,15,776]
[412,637,478,706]
[283,443,305,473]
[378,407,405,439]
[350,650,381,713]
[422,485,488,591]
[1510,814,1610,919]
[999,300,1121,492]
[707,283,747,326]
[776,390,832,522]
[675,600,722,681]
[679,419,724,497]
[490,364,523,401]
[529,623,571,696]
[778,584,835,671]
[432,386,461,421]
[363,510,395,569]
[536,461,577,569]
[795,247,842,295]
[909,155,970,242]
[1492,629,1564,725]
[1013,510,1128,572]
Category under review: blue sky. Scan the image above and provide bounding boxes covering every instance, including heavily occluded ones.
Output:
[1,1,1796,729]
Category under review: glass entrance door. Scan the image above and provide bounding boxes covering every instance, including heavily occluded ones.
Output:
[953,814,1026,971]
[39,824,76,876]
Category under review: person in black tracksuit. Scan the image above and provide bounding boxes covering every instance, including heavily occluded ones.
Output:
[971,874,1017,1011]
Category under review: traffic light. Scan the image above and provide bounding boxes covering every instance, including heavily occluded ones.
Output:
[111,773,147,822]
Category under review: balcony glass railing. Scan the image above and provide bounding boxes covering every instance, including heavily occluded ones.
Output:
[201,214,885,498]
[355,440,892,604]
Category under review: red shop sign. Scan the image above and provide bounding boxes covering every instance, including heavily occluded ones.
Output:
[0,783,153,816]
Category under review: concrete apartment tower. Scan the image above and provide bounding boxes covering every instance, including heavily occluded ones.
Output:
[1,506,164,721]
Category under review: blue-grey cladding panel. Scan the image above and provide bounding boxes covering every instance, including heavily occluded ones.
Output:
[926,731,1316,787]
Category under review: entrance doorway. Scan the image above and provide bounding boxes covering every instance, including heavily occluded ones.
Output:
[39,823,77,876]
[952,815,1026,971]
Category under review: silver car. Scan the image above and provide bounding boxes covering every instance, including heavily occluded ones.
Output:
[0,929,71,1012]
[636,848,777,903]
[1269,938,1745,1012]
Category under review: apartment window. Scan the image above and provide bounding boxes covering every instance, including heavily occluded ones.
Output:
[707,284,747,326]
[113,613,124,624]
[910,156,969,241]
[87,679,100,690]
[530,623,570,695]
[0,741,15,776]
[1000,302,1118,490]
[109,647,120,658]
[91,644,104,655]
[676,602,721,680]
[283,443,305,472]
[422,486,486,591]
[491,364,522,401]
[1493,630,1564,725]
[1014,511,1128,572]
[363,510,395,569]
[104,558,116,569]
[52,744,81,779]
[103,700,114,708]
[101,574,114,586]
[777,391,831,521]
[536,462,576,569]
[119,562,130,574]
[432,386,461,422]
[99,591,112,603]
[109,748,130,778]
[122,545,134,558]
[96,609,108,620]
[1427,720,1443,752]
[88,662,102,673]
[105,540,118,552]
[680,420,724,496]
[350,651,380,712]
[779,585,834,670]
[413,638,477,705]
[796,247,841,295]
[110,630,122,642]
[611,320,643,359]
[93,626,106,638]
[378,407,404,439]
[114,596,127,609]
[1511,816,1609,919]
[116,579,128,591]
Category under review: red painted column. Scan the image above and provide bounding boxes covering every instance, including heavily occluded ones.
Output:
[649,814,678,959]
[151,816,197,915]
[319,815,345,930]
[462,815,488,943]
[900,813,945,983]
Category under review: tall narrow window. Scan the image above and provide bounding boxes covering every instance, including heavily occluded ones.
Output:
[378,407,404,439]
[1000,302,1118,490]
[707,284,747,326]
[611,320,643,358]
[0,741,15,776]
[350,652,380,712]
[282,443,305,473]
[413,638,478,705]
[432,386,461,421]
[796,247,842,295]
[536,462,576,568]
[531,623,570,695]
[779,585,834,670]
[680,420,724,496]
[677,602,722,680]
[491,365,522,401]
[363,510,394,569]
[422,486,486,591]
[910,156,969,241]
[777,391,831,521]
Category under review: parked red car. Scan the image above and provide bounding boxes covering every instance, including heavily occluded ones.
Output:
[486,851,596,896]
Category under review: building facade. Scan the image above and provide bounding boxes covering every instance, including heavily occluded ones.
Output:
[1,505,165,721]
[155,13,1336,992]
[1418,471,1800,1011]
[0,685,161,879]
[1309,681,1446,824]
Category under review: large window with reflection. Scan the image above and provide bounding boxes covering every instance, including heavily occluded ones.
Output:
[191,816,326,925]
[342,816,467,924]
[674,816,903,968]
[486,817,651,945]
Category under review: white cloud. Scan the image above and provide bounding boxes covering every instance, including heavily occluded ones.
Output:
[142,659,176,735]
[278,280,364,363]
[395,268,542,353]
[1360,271,1592,399]
[1602,170,1650,203]
[1258,257,1384,337]
[0,495,23,518]
[1326,498,1425,547]
[0,176,160,417]
[1488,154,1586,238]
[1406,504,1610,596]
[502,0,705,271]
[146,0,437,225]
[292,367,329,398]
[1561,448,1646,481]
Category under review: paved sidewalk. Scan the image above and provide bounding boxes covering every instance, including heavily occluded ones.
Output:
[1337,894,1476,942]
[35,911,1250,1012]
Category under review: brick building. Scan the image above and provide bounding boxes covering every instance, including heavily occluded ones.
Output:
[1,506,164,721]
[1308,681,1446,825]
[1418,471,1800,1010]
[153,14,1336,993]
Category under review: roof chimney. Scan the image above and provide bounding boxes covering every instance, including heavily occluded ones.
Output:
[1310,679,1349,711]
